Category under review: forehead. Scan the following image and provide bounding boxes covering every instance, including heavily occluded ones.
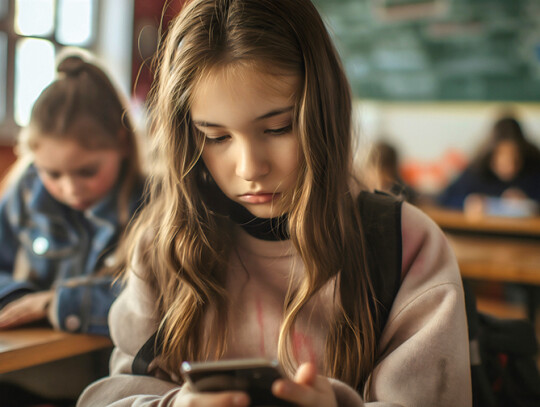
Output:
[190,65,300,121]
[495,140,520,153]
[32,137,115,169]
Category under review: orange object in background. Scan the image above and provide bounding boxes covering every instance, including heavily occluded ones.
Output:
[401,148,468,194]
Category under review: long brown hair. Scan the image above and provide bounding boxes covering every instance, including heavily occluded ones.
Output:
[128,0,378,388]
[14,53,143,226]
[471,115,540,178]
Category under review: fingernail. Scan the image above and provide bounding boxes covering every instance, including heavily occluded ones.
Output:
[273,380,287,395]
[233,394,249,406]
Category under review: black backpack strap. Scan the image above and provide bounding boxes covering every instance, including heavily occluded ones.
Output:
[132,331,163,375]
[358,191,403,336]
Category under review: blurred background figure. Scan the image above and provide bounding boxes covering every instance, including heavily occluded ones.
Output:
[437,115,540,217]
[0,53,145,406]
[365,140,419,204]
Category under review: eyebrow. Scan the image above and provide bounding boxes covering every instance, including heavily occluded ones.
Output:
[37,162,100,174]
[193,106,294,128]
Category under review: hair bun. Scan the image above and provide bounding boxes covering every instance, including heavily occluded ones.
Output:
[57,55,86,76]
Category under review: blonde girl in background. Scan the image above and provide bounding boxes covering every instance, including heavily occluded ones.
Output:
[78,0,471,406]
[0,53,144,335]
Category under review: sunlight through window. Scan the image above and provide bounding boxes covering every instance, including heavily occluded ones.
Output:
[14,38,55,126]
[0,34,6,122]
[15,0,55,37]
[57,0,95,46]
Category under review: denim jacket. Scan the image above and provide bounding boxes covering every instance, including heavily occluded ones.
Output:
[0,164,143,336]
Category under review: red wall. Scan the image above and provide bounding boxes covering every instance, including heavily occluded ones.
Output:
[0,145,16,180]
[132,0,186,103]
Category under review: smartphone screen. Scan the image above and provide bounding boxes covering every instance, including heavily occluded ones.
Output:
[181,358,294,406]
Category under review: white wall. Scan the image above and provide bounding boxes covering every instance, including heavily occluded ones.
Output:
[356,101,540,161]
[354,101,540,192]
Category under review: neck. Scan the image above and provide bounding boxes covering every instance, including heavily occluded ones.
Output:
[229,201,289,241]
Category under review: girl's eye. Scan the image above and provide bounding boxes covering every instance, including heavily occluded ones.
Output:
[37,168,60,179]
[206,135,230,144]
[77,168,99,178]
[265,124,293,136]
[46,171,61,180]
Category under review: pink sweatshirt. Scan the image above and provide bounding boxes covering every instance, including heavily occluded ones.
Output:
[77,203,472,406]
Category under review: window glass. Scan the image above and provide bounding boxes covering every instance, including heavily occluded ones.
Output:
[15,0,55,37]
[57,0,94,45]
[0,1,7,19]
[0,33,6,122]
[14,38,55,126]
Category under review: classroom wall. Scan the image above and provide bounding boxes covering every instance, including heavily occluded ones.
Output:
[355,101,540,193]
[96,0,134,98]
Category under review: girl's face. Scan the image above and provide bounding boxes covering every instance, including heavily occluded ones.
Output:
[33,137,125,211]
[490,140,522,182]
[191,66,301,219]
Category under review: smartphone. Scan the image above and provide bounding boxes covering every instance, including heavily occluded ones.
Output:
[180,358,294,406]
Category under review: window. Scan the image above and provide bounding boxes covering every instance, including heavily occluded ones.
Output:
[0,0,98,142]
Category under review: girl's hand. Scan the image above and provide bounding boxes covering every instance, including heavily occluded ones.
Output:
[0,291,54,329]
[272,362,337,407]
[463,193,486,219]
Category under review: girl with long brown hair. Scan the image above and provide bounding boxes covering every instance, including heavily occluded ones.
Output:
[78,0,470,405]
[438,115,540,215]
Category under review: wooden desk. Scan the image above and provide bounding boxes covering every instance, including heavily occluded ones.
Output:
[421,205,540,237]
[420,205,540,285]
[0,327,112,374]
[446,233,540,320]
[446,234,540,286]
[420,205,540,320]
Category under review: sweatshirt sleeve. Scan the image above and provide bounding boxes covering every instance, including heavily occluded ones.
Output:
[76,262,183,406]
[364,203,471,406]
[0,184,36,308]
[327,203,471,407]
[47,275,122,335]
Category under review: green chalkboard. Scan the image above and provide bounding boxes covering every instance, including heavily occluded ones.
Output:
[313,0,540,101]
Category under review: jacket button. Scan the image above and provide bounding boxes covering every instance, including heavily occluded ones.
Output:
[65,315,81,332]
[32,237,49,255]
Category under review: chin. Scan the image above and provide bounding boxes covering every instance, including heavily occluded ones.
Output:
[246,206,284,219]
[70,203,90,211]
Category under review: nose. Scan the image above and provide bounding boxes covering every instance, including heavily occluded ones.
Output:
[60,176,83,199]
[235,140,270,181]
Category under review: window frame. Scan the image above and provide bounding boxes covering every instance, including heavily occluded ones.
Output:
[0,0,100,144]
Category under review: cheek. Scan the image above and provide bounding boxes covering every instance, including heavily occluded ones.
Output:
[87,178,111,196]
[91,169,119,194]
[279,140,301,176]
[86,160,123,196]
[41,178,62,197]
[202,152,228,185]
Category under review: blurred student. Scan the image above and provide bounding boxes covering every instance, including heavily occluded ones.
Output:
[365,140,418,204]
[437,116,540,217]
[78,0,470,406]
[0,54,144,336]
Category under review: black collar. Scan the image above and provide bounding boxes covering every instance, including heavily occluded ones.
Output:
[228,201,289,241]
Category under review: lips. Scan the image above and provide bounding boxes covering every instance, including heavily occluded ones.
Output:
[69,200,92,210]
[238,192,279,204]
